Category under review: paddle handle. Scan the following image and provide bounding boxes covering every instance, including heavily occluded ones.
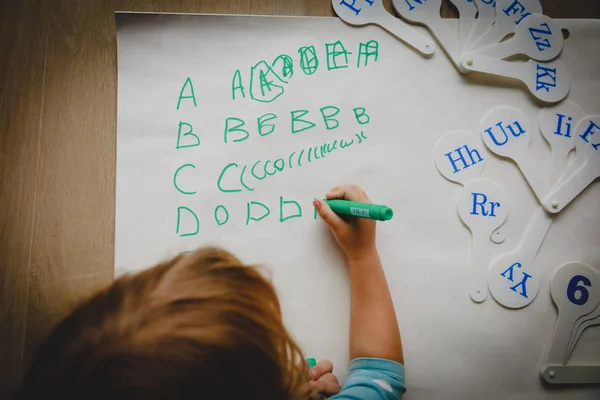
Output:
[380,13,436,56]
[469,230,491,303]
[544,162,596,213]
[516,152,548,203]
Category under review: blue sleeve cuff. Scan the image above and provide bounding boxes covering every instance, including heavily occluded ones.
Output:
[331,357,407,399]
[349,357,406,379]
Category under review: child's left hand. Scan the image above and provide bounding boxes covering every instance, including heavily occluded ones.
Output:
[303,359,341,398]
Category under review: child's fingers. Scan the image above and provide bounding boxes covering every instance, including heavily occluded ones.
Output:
[313,199,344,231]
[309,359,334,379]
[318,372,339,385]
[325,187,342,199]
[307,375,342,396]
[326,185,371,203]
[325,186,345,200]
[345,184,371,202]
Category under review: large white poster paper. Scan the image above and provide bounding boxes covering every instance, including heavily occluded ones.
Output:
[116,14,600,399]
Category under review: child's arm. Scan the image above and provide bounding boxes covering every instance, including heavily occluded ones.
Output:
[313,185,403,364]
[347,251,403,363]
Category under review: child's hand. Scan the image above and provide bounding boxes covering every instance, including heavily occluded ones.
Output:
[305,359,341,398]
[313,185,377,262]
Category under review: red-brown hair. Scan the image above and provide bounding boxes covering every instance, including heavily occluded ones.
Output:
[17,248,307,400]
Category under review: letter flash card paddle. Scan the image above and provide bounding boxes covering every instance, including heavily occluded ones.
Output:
[447,0,477,58]
[457,179,509,303]
[481,106,548,203]
[462,0,498,56]
[468,14,564,62]
[463,57,571,103]
[487,208,553,309]
[566,297,600,362]
[392,0,460,65]
[332,0,436,56]
[433,130,486,185]
[545,264,600,365]
[539,101,586,185]
[544,116,600,214]
[469,0,543,53]
[542,263,600,384]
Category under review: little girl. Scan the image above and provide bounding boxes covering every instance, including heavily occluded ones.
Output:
[17,185,405,400]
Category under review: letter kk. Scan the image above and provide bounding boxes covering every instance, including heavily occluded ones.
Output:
[536,64,557,92]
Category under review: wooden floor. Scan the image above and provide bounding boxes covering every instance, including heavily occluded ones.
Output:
[1,0,599,394]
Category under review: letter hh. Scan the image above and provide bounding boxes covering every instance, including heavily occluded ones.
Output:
[445,145,483,173]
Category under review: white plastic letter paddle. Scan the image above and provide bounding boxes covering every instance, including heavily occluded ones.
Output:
[488,208,553,308]
[448,0,478,58]
[566,301,600,361]
[544,263,600,366]
[543,116,600,213]
[539,101,586,185]
[391,0,459,64]
[463,57,571,103]
[464,0,497,55]
[481,106,548,202]
[433,130,486,185]
[471,0,543,51]
[469,14,564,62]
[541,365,600,385]
[332,0,436,56]
[457,179,509,303]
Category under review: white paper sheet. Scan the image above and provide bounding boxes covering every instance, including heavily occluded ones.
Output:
[115,13,600,399]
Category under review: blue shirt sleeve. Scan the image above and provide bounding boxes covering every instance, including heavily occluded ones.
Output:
[329,358,406,400]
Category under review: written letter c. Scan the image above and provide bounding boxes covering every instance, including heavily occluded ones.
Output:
[217,163,242,193]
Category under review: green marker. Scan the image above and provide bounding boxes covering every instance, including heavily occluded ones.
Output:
[324,199,394,221]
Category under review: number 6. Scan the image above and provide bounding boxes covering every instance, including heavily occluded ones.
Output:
[567,275,592,306]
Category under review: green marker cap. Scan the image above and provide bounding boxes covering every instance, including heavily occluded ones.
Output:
[324,199,394,221]
[379,206,394,221]
[306,358,317,369]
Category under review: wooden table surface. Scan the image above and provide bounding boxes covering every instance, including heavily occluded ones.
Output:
[1,0,599,394]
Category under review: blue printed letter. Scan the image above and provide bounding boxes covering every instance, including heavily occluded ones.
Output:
[502,0,530,25]
[471,193,489,216]
[536,64,557,92]
[470,193,500,217]
[580,120,600,151]
[529,23,553,51]
[511,273,532,298]
[554,114,573,138]
[339,0,374,15]
[404,0,426,11]
[445,145,483,173]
